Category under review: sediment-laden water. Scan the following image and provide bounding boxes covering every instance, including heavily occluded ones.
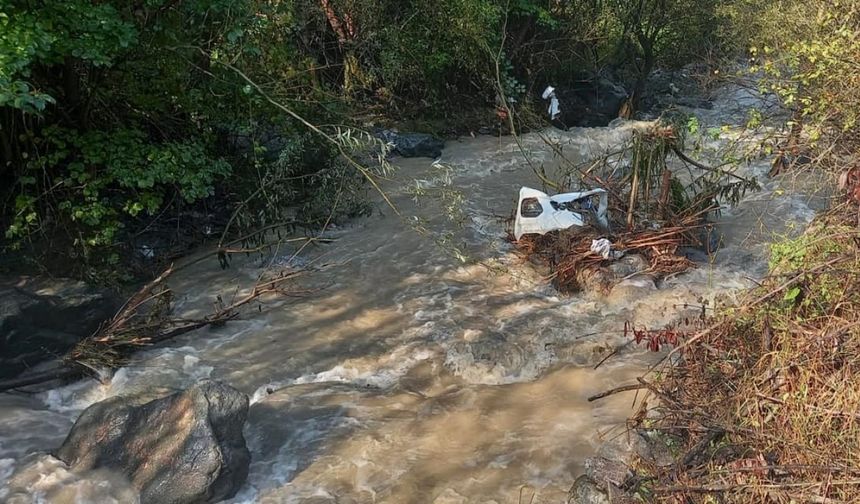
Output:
[0,83,830,503]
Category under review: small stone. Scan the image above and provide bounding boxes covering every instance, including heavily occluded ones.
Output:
[605,277,657,305]
[607,254,649,278]
[584,457,631,490]
[607,484,638,504]
[567,475,610,504]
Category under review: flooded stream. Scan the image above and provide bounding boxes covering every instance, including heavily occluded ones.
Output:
[0,84,831,503]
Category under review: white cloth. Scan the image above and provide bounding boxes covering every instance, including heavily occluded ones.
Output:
[590,238,624,260]
[514,187,609,240]
[548,96,561,120]
[542,85,561,120]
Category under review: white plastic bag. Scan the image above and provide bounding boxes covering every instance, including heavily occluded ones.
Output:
[514,187,609,240]
[590,238,623,260]
[542,86,561,120]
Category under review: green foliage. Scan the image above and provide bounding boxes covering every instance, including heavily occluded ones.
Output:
[723,0,860,149]
[372,0,502,101]
[234,132,372,233]
[6,127,230,249]
[0,0,734,279]
[768,226,851,315]
[0,0,135,111]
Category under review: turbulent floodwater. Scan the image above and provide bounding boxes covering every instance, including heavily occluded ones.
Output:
[0,84,832,503]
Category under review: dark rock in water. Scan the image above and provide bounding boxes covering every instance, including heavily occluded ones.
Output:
[640,66,713,114]
[555,76,629,128]
[377,130,444,158]
[0,277,120,380]
[677,225,723,262]
[567,475,609,504]
[607,254,649,278]
[56,380,251,504]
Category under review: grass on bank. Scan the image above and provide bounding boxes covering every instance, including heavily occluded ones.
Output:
[637,200,860,503]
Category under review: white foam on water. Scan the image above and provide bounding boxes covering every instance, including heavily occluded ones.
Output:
[250,346,436,404]
[1,455,138,504]
[0,458,14,496]
[182,355,214,380]
[38,371,124,414]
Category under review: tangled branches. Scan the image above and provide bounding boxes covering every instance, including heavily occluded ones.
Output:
[513,212,701,294]
[632,203,860,503]
[0,263,306,393]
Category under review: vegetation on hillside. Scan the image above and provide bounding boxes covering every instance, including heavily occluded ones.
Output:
[4,0,860,500]
[617,2,860,502]
[1,0,729,282]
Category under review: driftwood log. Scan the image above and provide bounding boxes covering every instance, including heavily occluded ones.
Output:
[0,265,304,393]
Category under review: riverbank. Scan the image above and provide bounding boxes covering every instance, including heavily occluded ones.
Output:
[568,93,859,503]
[626,199,860,503]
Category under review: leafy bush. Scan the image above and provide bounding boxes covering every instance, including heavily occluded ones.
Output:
[721,0,860,160]
[0,0,736,280]
[6,127,230,252]
[229,132,372,236]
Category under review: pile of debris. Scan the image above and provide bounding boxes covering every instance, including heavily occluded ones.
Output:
[508,122,740,294]
[512,198,701,294]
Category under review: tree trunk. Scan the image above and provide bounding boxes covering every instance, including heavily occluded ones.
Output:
[0,366,82,393]
[342,50,368,97]
[319,0,363,95]
[0,108,14,168]
[630,33,655,113]
[63,57,83,125]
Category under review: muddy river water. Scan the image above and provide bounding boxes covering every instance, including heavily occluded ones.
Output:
[0,84,831,503]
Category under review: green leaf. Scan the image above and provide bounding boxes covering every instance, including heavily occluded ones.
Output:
[784,287,801,302]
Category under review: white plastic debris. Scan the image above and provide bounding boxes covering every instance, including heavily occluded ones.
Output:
[590,238,612,259]
[514,187,609,240]
[541,86,555,99]
[542,85,561,120]
[590,238,623,260]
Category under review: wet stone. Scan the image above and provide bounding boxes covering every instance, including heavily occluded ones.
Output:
[607,254,649,278]
[56,379,250,504]
[605,277,657,305]
[607,484,639,504]
[584,456,631,490]
[567,475,610,504]
[635,430,677,467]
[376,130,444,158]
[0,276,120,380]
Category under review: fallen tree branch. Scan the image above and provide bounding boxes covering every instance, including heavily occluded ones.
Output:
[671,145,749,183]
[0,265,307,393]
[588,383,649,402]
[0,367,82,392]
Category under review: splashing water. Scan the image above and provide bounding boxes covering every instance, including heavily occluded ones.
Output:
[0,83,831,503]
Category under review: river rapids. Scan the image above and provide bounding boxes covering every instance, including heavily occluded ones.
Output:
[0,82,831,503]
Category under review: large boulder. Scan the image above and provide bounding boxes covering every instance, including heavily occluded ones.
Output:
[56,380,251,504]
[0,277,120,380]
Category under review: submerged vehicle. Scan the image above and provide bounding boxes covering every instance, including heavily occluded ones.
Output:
[514,187,609,240]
